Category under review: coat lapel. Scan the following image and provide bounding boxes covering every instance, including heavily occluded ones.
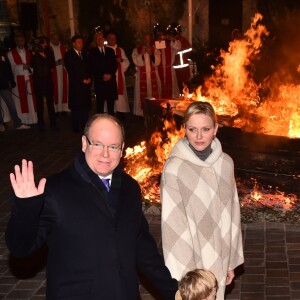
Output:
[74,153,113,222]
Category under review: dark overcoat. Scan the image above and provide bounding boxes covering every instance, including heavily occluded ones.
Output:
[64,48,91,110]
[88,46,118,100]
[5,153,177,300]
[30,47,56,97]
[0,50,15,90]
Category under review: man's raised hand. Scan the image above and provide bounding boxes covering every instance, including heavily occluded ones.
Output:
[10,159,46,198]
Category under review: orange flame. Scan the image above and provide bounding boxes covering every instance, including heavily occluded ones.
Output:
[124,117,184,203]
[180,13,299,138]
[124,13,299,207]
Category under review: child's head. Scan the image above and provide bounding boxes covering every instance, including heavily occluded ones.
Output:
[177,269,218,300]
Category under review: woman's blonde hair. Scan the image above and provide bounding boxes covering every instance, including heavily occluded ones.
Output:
[178,269,218,300]
[183,102,217,126]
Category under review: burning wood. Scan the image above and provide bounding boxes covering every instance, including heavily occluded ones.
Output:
[238,178,297,211]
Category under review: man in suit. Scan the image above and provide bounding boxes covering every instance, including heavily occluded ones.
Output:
[5,113,178,300]
[64,34,91,132]
[88,28,118,115]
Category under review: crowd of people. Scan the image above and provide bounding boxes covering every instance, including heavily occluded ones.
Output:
[0,22,193,131]
[132,23,192,116]
[0,32,68,131]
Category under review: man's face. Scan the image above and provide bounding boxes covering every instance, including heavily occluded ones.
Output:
[51,34,60,46]
[107,34,116,47]
[40,40,47,49]
[15,36,25,49]
[82,118,124,177]
[73,38,83,52]
[143,34,151,46]
[94,33,105,47]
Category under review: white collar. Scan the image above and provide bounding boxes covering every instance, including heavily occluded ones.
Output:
[99,174,112,182]
[50,42,60,48]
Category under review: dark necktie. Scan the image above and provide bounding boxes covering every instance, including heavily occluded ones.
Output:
[78,51,83,60]
[101,178,110,192]
[101,48,104,55]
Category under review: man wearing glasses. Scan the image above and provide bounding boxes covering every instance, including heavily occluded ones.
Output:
[5,114,177,300]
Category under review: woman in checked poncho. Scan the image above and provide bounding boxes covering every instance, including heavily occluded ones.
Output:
[161,101,244,300]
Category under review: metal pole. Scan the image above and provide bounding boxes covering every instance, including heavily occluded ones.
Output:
[68,0,75,37]
[43,0,51,37]
[188,0,193,46]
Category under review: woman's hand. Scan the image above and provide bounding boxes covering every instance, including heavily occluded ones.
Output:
[226,270,235,285]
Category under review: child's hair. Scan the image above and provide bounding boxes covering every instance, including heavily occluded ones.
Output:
[178,269,218,300]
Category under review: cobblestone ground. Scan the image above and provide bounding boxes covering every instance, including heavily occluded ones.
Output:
[0,112,300,299]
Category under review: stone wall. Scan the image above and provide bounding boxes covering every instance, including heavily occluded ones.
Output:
[6,0,19,23]
[5,0,258,47]
[39,0,79,44]
[5,0,79,44]
[180,0,209,44]
[180,0,258,46]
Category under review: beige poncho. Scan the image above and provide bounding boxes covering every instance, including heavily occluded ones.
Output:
[161,137,244,300]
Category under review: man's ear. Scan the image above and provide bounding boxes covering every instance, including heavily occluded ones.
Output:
[82,135,87,152]
[120,142,125,155]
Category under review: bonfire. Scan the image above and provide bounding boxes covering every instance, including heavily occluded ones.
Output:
[123,13,299,222]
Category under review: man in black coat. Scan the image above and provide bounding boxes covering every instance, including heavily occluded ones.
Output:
[64,35,92,132]
[88,29,118,115]
[6,113,178,300]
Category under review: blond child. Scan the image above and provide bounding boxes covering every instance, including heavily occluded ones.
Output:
[175,269,218,300]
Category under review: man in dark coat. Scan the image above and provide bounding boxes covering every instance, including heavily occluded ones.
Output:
[5,114,178,300]
[64,34,92,132]
[88,29,118,115]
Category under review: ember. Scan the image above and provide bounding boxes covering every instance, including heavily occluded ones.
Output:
[238,178,299,223]
[238,178,297,211]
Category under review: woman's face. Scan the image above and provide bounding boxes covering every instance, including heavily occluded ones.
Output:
[185,113,218,151]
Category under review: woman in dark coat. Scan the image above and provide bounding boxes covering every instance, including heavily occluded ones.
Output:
[30,36,57,129]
